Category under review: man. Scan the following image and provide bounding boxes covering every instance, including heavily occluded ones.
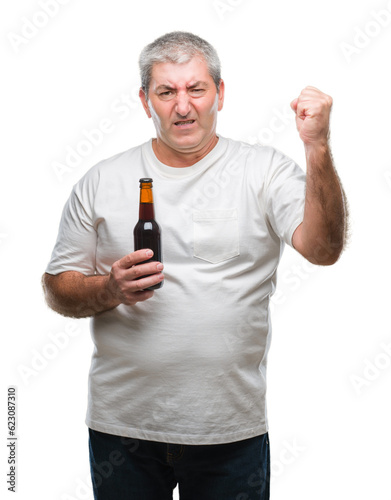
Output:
[42,31,347,499]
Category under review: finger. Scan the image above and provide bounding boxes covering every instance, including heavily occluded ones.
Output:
[117,249,154,269]
[305,85,320,90]
[298,87,333,106]
[124,289,155,305]
[290,98,298,112]
[132,272,165,292]
[296,97,331,120]
[302,85,322,94]
[303,86,332,106]
[135,290,155,302]
[128,261,164,281]
[296,102,310,119]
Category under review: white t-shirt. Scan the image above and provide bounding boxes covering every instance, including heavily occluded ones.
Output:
[46,136,306,445]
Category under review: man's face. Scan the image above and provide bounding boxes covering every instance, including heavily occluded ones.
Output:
[139,57,224,156]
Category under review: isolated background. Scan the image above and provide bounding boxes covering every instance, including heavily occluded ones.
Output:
[2,0,391,498]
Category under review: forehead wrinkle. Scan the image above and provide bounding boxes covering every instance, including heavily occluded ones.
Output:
[154,80,210,92]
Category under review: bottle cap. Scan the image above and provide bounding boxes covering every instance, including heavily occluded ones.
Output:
[139,178,153,184]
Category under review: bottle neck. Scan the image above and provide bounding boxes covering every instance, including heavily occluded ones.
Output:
[139,184,155,220]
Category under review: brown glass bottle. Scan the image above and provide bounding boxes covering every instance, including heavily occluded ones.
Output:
[133,178,163,290]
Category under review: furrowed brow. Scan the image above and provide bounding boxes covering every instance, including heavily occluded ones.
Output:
[155,84,175,92]
[188,81,209,88]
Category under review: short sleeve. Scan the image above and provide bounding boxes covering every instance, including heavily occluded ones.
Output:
[264,148,306,247]
[45,180,97,276]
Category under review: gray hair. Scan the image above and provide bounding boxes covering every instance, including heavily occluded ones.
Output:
[139,31,221,99]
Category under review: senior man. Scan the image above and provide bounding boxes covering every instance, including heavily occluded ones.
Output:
[42,31,347,500]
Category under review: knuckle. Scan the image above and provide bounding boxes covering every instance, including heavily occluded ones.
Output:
[124,254,133,266]
[132,265,142,277]
[110,268,120,281]
[134,279,145,291]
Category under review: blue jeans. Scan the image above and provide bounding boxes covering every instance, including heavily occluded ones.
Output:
[88,428,270,499]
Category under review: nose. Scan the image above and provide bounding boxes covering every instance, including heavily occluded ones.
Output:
[175,92,191,117]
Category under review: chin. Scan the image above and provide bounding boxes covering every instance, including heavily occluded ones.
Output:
[170,135,203,151]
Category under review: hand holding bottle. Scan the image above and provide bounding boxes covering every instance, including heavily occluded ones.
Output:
[107,249,164,306]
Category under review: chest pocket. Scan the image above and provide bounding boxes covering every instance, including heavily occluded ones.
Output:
[193,209,240,264]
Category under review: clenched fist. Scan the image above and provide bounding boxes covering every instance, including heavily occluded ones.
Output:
[290,86,333,147]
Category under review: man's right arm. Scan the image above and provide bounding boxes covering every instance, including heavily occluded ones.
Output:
[42,249,164,318]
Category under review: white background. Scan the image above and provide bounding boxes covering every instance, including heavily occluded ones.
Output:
[1,0,391,498]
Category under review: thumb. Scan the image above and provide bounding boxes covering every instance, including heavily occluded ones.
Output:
[290,98,298,112]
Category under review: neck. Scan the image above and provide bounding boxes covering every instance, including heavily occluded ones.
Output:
[152,134,219,168]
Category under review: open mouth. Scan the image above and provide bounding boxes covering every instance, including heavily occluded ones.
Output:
[174,120,195,127]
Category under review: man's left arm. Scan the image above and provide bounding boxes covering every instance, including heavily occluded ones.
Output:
[291,86,348,265]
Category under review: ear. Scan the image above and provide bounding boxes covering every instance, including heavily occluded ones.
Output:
[139,88,152,118]
[217,79,225,112]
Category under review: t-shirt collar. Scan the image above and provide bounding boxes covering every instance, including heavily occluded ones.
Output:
[142,135,228,179]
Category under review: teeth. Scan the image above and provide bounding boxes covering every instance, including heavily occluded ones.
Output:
[176,120,194,125]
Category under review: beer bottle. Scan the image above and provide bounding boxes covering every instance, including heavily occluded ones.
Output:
[133,178,163,290]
